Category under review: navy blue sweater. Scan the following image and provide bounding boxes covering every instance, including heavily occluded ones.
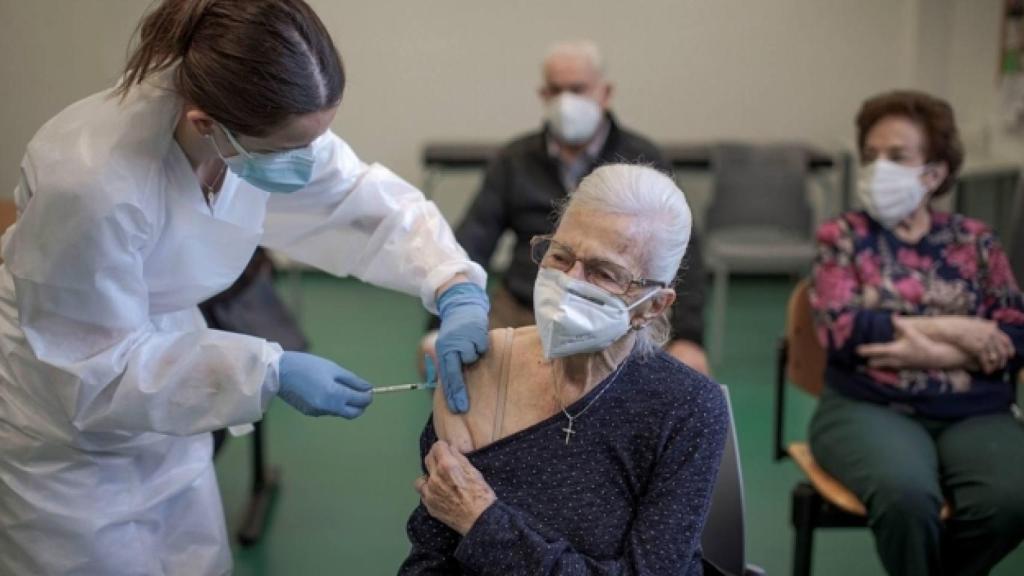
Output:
[399,351,728,575]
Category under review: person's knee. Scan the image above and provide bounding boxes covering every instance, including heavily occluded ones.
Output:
[960,482,1024,538]
[865,477,943,527]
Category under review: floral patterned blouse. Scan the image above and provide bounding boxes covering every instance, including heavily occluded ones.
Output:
[810,210,1024,419]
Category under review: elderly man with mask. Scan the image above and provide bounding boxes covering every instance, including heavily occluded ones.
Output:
[424,40,708,375]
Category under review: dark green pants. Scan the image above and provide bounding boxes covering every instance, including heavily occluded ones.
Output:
[810,389,1024,576]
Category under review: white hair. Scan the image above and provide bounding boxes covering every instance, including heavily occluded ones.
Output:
[561,164,692,358]
[543,40,606,78]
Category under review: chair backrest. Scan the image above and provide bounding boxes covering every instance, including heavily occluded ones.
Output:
[701,385,747,576]
[705,142,813,236]
[785,279,827,397]
[0,199,17,264]
[0,200,16,233]
[1009,177,1024,284]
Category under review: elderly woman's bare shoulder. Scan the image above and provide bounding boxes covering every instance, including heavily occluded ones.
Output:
[431,327,536,453]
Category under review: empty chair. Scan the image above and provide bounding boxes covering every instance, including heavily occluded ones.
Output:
[706,143,817,363]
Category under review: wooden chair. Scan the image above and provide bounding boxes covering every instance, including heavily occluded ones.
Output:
[773,279,949,576]
[0,199,17,262]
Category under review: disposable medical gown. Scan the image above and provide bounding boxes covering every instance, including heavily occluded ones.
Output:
[0,75,483,575]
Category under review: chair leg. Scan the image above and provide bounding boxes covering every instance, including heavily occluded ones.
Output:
[792,519,814,576]
[773,339,788,461]
[237,419,281,547]
[711,261,728,365]
[791,483,818,576]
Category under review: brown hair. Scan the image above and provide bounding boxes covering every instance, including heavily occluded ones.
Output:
[855,90,964,197]
[116,0,344,137]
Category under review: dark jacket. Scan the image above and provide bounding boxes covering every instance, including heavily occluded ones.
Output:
[437,114,705,345]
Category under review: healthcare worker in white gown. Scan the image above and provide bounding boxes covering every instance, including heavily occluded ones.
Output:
[0,1,490,574]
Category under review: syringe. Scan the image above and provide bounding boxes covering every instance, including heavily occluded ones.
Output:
[371,355,437,395]
[371,382,434,394]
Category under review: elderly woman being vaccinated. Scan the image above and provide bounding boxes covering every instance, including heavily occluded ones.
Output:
[400,164,728,575]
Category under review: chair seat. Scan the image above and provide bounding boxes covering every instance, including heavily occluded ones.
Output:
[705,227,815,273]
[787,442,951,520]
[787,443,867,516]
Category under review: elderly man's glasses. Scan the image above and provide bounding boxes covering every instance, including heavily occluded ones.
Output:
[529,235,666,296]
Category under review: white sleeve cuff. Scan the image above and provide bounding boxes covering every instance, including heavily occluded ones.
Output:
[260,341,285,411]
[421,261,488,315]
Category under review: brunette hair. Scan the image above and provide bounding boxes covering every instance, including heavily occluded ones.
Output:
[855,90,964,197]
[116,0,344,136]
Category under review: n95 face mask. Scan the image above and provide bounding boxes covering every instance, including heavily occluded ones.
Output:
[857,159,929,228]
[533,268,658,359]
[545,93,603,145]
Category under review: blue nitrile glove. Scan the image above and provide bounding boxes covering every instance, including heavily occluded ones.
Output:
[277,351,374,419]
[435,282,490,413]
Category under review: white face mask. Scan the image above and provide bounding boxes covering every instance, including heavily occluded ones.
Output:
[545,92,604,146]
[533,268,659,359]
[857,159,929,228]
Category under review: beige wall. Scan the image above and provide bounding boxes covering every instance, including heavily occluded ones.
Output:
[0,0,1016,216]
[320,0,907,177]
[0,1,150,199]
[945,0,1023,158]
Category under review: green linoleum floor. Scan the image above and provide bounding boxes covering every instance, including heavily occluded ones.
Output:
[214,274,1024,576]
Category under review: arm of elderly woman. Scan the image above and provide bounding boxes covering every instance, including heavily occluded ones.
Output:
[882,316,1012,373]
[813,218,902,366]
[813,215,1005,372]
[856,315,980,371]
[408,395,728,575]
[883,232,1024,373]
[896,232,1024,372]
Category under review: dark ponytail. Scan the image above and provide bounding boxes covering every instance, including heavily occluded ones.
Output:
[116,0,345,137]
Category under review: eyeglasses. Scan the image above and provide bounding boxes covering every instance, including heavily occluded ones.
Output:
[529,235,666,296]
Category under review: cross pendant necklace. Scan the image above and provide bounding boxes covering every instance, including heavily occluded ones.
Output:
[551,359,626,446]
[562,418,577,445]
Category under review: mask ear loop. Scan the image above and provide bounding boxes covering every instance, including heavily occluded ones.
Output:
[205,133,228,162]
[627,288,667,332]
[919,163,942,197]
[206,123,249,161]
[204,129,233,163]
[594,288,661,372]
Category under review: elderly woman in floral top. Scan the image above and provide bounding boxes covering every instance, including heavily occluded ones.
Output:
[810,90,1024,576]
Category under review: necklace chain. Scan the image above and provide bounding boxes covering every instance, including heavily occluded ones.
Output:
[551,358,627,445]
[201,162,228,204]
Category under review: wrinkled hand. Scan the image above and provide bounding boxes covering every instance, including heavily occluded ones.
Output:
[415,440,496,535]
[857,316,962,372]
[435,283,490,413]
[277,351,373,418]
[951,317,1014,374]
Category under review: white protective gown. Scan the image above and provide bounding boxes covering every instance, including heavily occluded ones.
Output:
[0,77,485,576]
